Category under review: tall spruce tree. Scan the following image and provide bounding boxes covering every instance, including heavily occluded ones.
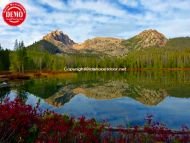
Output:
[14,40,28,72]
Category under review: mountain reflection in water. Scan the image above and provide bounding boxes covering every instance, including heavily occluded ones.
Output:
[45,81,168,107]
[1,71,190,128]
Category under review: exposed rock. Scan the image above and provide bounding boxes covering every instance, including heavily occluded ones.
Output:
[33,29,169,56]
[73,37,128,56]
[43,30,76,53]
[43,30,75,45]
[122,29,168,50]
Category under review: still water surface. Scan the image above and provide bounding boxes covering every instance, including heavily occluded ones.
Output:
[1,71,190,129]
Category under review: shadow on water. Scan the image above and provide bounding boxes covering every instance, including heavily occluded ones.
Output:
[0,87,10,102]
[2,70,190,128]
[6,70,190,105]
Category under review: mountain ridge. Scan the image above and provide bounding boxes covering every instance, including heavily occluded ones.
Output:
[73,37,128,56]
[28,29,190,56]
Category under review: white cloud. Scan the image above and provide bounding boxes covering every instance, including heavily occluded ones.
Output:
[140,0,190,12]
[118,0,139,7]
[69,0,126,17]
[0,0,190,49]
[38,0,66,10]
[154,19,190,38]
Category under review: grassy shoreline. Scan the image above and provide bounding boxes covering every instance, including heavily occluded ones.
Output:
[1,68,190,81]
[0,71,77,82]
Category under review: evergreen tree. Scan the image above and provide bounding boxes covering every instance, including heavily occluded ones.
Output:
[14,39,19,50]
[0,44,10,71]
[14,40,28,72]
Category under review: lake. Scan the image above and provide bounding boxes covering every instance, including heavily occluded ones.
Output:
[1,71,190,129]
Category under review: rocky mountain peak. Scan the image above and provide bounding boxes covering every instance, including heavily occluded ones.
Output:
[122,29,168,50]
[138,29,166,39]
[36,29,171,55]
[41,30,76,53]
[43,30,75,45]
[136,29,168,48]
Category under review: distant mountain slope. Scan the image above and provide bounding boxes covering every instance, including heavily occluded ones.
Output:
[122,29,168,50]
[166,37,190,50]
[26,29,190,56]
[27,40,61,54]
[73,37,128,56]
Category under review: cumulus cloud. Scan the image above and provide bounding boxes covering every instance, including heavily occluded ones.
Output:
[118,0,139,7]
[38,0,66,10]
[69,0,127,17]
[0,0,190,49]
[140,0,190,12]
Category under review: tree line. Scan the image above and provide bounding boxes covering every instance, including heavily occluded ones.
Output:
[0,44,10,71]
[1,40,190,72]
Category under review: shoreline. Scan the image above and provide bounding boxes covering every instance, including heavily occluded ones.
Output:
[64,67,190,72]
[0,71,77,81]
[1,68,190,81]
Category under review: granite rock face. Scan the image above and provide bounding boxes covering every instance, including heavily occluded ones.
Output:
[73,37,128,56]
[122,29,168,50]
[43,30,76,53]
[34,29,168,56]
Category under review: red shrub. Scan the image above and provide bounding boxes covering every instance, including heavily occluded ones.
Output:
[0,98,40,142]
[0,98,190,143]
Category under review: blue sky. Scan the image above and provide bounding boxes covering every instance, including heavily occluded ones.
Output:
[0,0,190,49]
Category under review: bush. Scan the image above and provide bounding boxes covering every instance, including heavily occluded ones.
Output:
[0,98,190,143]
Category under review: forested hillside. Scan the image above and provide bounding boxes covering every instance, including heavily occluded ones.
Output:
[27,40,62,54]
[1,31,190,72]
[166,37,190,49]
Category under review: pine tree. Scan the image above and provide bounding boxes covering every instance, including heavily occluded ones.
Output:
[14,39,19,50]
[15,40,28,73]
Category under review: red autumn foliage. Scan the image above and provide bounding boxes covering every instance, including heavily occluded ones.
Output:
[0,98,190,143]
[0,98,39,142]
[0,98,103,143]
